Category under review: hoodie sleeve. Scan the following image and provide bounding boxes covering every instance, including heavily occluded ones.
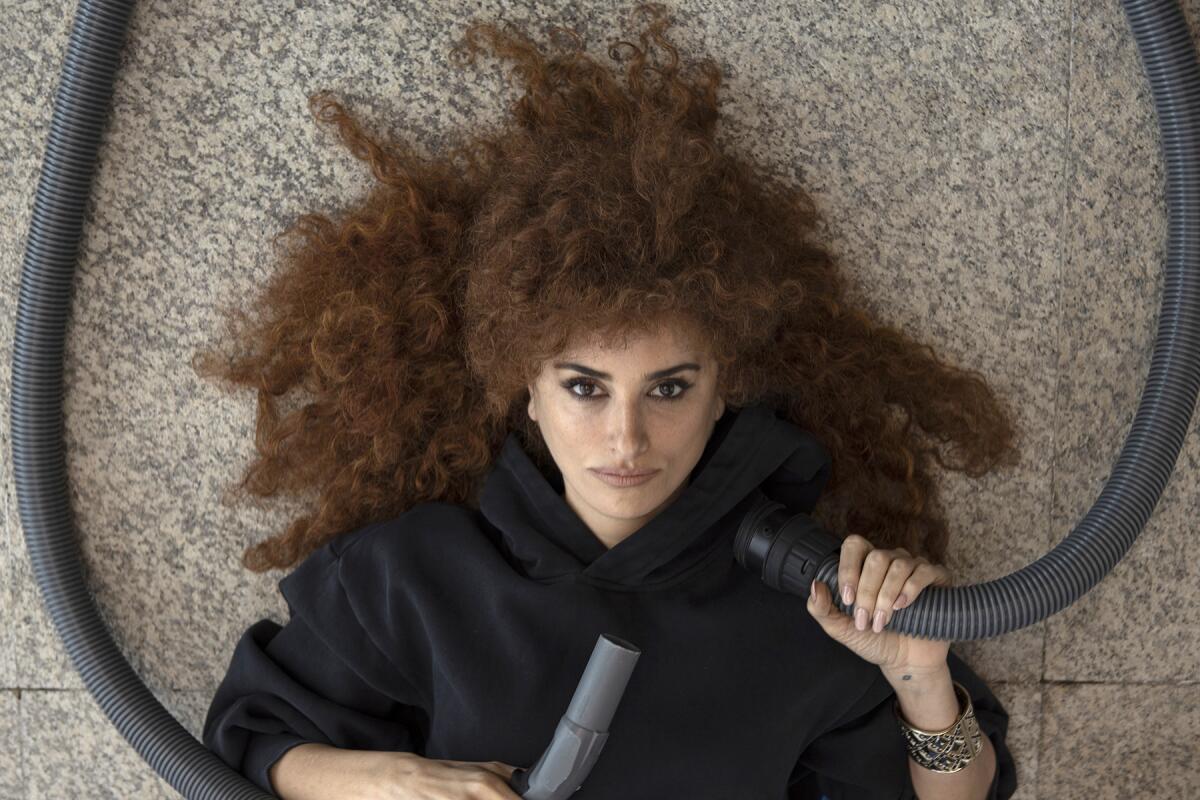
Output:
[787,650,1017,799]
[202,526,430,796]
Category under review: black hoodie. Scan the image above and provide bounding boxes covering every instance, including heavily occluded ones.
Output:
[202,402,1017,799]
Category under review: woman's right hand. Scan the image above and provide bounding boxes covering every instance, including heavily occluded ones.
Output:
[379,752,525,799]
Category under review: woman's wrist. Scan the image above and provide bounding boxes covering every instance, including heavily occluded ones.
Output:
[363,751,423,800]
[881,662,959,731]
[270,744,418,800]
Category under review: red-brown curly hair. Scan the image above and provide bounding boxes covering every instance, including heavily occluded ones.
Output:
[191,2,1023,574]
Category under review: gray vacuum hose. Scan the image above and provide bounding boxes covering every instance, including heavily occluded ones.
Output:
[10,1,1198,798]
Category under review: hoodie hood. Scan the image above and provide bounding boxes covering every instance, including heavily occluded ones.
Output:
[478,402,832,589]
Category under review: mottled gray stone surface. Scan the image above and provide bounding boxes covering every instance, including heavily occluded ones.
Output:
[1040,683,1200,798]
[1,0,1196,797]
[0,691,20,798]
[19,689,212,799]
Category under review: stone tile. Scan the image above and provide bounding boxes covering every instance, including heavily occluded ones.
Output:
[1039,682,1200,798]
[940,462,1052,682]
[20,688,220,799]
[4,430,88,693]
[755,0,1069,685]
[0,454,15,693]
[976,681,1042,800]
[37,0,517,416]
[1047,0,1200,683]
[0,0,113,704]
[0,690,21,800]
[7,513,88,692]
[7,390,296,691]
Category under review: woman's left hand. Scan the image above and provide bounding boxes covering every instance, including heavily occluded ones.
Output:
[805,534,953,673]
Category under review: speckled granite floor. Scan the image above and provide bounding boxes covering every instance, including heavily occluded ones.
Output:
[1,1,1197,798]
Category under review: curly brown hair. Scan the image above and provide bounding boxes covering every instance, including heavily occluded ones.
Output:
[191,2,1022,575]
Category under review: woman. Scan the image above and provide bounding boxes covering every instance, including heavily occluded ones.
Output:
[199,4,1020,798]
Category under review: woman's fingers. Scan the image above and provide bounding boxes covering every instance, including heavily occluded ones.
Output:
[873,551,919,630]
[838,538,961,633]
[854,547,896,632]
[841,540,924,633]
[837,534,873,610]
[873,556,953,631]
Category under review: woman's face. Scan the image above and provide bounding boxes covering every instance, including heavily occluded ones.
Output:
[526,324,726,550]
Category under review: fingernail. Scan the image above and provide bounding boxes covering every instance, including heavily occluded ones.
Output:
[855,607,867,630]
[842,584,854,606]
[893,593,908,610]
[873,609,885,633]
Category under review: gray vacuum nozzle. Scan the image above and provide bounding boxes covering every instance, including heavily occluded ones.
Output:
[508,634,641,799]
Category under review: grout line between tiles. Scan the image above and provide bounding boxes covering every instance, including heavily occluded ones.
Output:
[1039,0,1075,793]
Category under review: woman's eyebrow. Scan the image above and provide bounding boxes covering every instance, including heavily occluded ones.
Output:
[553,362,702,381]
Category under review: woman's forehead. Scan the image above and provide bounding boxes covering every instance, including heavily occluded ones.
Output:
[566,320,704,355]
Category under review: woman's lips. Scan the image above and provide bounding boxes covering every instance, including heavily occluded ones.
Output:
[591,469,659,487]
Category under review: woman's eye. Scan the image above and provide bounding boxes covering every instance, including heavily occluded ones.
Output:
[566,379,599,399]
[562,378,692,402]
[654,381,688,400]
